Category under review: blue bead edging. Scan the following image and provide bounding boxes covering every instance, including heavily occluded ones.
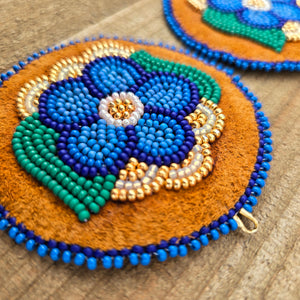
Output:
[162,0,300,72]
[0,36,272,269]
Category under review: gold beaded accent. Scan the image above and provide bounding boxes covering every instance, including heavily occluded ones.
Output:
[186,0,207,11]
[16,75,49,119]
[47,41,135,86]
[165,143,213,190]
[49,56,88,82]
[83,41,135,62]
[282,21,300,42]
[113,97,224,196]
[112,161,169,201]
[108,97,135,120]
[186,98,225,145]
[164,99,225,191]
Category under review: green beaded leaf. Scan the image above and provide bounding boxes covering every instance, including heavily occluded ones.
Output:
[203,7,286,52]
[12,113,116,222]
[130,51,221,103]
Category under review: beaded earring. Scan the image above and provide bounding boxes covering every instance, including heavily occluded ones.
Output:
[163,0,300,71]
[0,37,272,269]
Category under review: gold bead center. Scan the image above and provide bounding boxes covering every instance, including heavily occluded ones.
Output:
[108,98,135,120]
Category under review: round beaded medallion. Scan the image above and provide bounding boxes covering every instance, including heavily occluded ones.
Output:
[163,0,300,71]
[0,38,272,269]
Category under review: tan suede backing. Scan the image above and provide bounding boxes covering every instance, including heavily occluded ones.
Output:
[0,40,258,251]
[172,0,300,62]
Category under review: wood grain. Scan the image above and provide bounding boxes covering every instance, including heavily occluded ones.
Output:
[0,0,299,299]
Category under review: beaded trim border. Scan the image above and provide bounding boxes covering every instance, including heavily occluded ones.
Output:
[163,0,300,72]
[0,37,272,269]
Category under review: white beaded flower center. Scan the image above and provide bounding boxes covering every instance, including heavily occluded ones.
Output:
[98,92,144,127]
[242,0,272,11]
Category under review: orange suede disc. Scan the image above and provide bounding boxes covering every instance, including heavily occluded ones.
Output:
[171,0,300,63]
[0,39,258,251]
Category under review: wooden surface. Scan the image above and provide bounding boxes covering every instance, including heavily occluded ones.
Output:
[0,0,299,299]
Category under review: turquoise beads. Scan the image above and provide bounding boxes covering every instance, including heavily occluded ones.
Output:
[12,112,116,222]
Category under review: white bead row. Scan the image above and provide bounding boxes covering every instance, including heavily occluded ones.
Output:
[242,0,271,11]
[168,145,204,179]
[187,0,207,11]
[56,63,85,81]
[282,21,300,42]
[193,103,216,137]
[17,76,49,118]
[85,42,135,61]
[114,165,159,190]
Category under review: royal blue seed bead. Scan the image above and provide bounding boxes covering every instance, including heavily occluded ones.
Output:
[50,248,60,261]
[178,245,188,257]
[171,154,180,164]
[83,247,93,258]
[114,256,124,268]
[102,256,112,269]
[26,239,36,251]
[15,233,26,244]
[74,253,85,266]
[37,244,48,257]
[188,237,201,251]
[62,250,72,263]
[141,253,151,266]
[87,257,97,270]
[8,227,18,239]
[35,235,45,244]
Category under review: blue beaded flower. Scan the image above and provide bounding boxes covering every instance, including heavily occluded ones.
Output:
[38,55,198,179]
[208,0,300,28]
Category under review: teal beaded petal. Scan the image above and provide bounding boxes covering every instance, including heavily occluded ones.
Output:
[130,51,221,104]
[203,7,286,52]
[12,113,116,222]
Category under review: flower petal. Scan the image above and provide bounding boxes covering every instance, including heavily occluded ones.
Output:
[38,78,100,132]
[238,9,281,28]
[133,106,195,167]
[135,72,199,114]
[82,56,145,99]
[208,0,244,12]
[272,2,300,22]
[58,118,134,177]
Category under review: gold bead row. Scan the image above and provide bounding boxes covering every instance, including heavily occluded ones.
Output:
[16,41,136,120]
[186,0,207,11]
[111,159,168,202]
[82,41,135,62]
[164,144,213,190]
[49,56,88,82]
[282,21,300,42]
[16,75,49,120]
[194,98,225,145]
